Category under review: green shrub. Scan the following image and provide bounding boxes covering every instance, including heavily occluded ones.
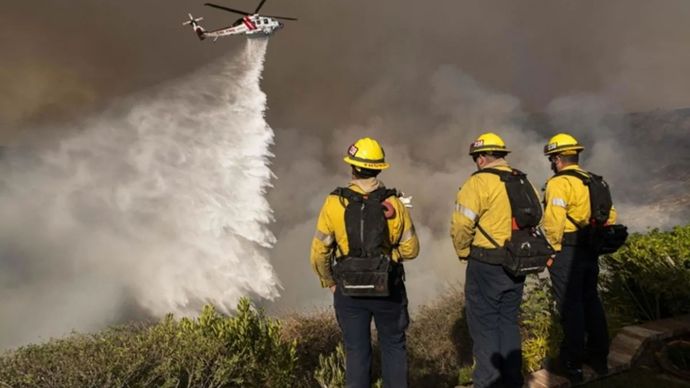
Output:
[314,343,346,388]
[0,323,152,388]
[281,309,341,386]
[0,299,297,388]
[4,225,688,387]
[601,224,690,322]
[313,343,383,388]
[519,277,561,373]
[457,363,474,386]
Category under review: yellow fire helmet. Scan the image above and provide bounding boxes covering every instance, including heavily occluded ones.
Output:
[343,137,390,170]
[543,133,585,156]
[468,132,511,156]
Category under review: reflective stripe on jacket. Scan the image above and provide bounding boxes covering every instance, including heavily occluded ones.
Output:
[310,178,420,288]
[450,159,514,259]
[543,164,617,251]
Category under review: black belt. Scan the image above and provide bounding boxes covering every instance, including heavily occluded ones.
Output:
[562,231,590,246]
[469,246,507,265]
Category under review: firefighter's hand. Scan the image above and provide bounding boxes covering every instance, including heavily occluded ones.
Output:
[399,193,413,208]
[330,285,336,294]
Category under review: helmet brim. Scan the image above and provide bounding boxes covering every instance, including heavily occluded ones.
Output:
[343,156,390,170]
[468,147,511,156]
[543,145,584,156]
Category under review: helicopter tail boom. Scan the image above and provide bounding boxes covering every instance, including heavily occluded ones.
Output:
[182,13,206,40]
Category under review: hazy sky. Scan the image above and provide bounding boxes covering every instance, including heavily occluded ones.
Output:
[3,0,690,142]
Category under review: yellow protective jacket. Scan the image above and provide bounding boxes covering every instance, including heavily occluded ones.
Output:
[543,164,617,251]
[310,178,420,288]
[451,159,518,259]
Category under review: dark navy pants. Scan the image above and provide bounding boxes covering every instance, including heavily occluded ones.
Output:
[333,282,409,388]
[548,245,609,368]
[465,259,525,388]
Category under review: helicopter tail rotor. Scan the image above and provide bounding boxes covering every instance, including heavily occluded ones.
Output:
[183,13,206,40]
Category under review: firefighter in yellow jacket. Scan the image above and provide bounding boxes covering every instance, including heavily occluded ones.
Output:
[310,137,419,388]
[542,133,616,382]
[450,132,526,388]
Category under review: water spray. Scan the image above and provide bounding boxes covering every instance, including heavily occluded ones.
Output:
[0,38,279,347]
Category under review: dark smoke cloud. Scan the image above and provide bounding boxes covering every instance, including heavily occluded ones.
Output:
[4,0,690,138]
[2,0,690,338]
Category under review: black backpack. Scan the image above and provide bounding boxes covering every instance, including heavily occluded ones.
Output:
[555,170,628,254]
[473,168,554,276]
[330,187,400,297]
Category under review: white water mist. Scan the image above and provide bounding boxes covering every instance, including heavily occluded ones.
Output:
[0,39,279,348]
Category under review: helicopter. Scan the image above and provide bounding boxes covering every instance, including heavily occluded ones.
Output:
[183,0,297,41]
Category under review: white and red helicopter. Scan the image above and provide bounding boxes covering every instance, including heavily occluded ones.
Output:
[183,0,297,41]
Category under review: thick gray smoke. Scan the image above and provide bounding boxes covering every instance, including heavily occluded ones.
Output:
[2,0,690,343]
[267,66,690,311]
[0,39,278,348]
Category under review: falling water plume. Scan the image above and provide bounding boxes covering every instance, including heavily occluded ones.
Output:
[0,38,279,348]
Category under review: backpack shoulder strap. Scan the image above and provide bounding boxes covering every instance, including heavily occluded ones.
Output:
[508,168,526,177]
[473,167,511,179]
[553,170,604,229]
[587,171,605,181]
[376,187,398,202]
[551,171,586,228]
[476,223,501,249]
[555,169,591,184]
[471,169,511,247]
[331,187,363,201]
[474,167,527,180]
[330,187,364,209]
[367,187,398,202]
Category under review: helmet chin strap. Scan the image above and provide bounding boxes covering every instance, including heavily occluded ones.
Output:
[351,165,379,179]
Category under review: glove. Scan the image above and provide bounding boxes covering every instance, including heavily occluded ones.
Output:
[399,192,413,208]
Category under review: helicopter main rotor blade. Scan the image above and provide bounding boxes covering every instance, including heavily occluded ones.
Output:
[254,0,268,14]
[264,15,298,21]
[204,3,250,16]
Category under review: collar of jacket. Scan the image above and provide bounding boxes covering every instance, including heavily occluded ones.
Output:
[349,177,383,193]
[480,158,511,170]
[560,164,583,173]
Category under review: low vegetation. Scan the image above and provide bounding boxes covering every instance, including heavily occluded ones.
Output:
[1,225,688,387]
[0,300,297,388]
[601,224,690,323]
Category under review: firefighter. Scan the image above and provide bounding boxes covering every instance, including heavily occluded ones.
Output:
[542,133,616,382]
[450,133,528,388]
[310,137,420,388]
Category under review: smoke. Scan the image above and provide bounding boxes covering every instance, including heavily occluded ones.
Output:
[2,0,690,344]
[268,66,542,310]
[0,39,278,348]
[5,0,690,136]
[267,64,690,311]
[543,94,690,229]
